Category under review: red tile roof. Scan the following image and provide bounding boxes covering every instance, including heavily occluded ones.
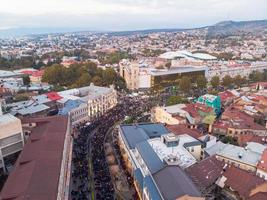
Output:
[218,90,235,102]
[222,166,265,199]
[248,192,267,200]
[258,149,267,172]
[167,124,203,139]
[222,107,266,131]
[45,92,62,101]
[238,134,267,147]
[0,116,69,200]
[186,156,225,188]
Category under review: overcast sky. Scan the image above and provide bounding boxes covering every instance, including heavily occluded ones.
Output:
[0,0,266,31]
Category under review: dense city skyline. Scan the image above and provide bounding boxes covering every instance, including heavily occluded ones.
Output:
[0,0,266,31]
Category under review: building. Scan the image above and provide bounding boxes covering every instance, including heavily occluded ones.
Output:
[215,143,263,172]
[152,103,216,127]
[0,110,24,174]
[151,104,187,125]
[118,123,204,200]
[257,149,267,180]
[7,83,117,125]
[0,116,73,200]
[119,60,207,90]
[216,166,267,200]
[196,94,221,115]
[186,156,225,196]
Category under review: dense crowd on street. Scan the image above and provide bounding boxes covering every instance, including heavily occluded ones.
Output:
[70,95,155,200]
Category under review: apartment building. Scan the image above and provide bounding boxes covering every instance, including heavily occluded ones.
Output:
[0,106,24,174]
[1,116,73,200]
[117,123,203,200]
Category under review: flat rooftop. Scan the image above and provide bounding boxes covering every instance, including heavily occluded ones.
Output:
[0,113,20,124]
[148,135,197,169]
[217,144,261,166]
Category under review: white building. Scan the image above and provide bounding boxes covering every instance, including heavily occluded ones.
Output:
[0,106,24,173]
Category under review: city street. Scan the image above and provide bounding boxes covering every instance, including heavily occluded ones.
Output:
[70,95,155,200]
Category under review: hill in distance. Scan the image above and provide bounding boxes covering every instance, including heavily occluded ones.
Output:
[0,19,266,38]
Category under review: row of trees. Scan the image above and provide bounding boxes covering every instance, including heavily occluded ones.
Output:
[96,51,133,65]
[42,62,126,90]
[173,69,267,95]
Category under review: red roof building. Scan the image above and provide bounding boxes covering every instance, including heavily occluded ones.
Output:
[45,92,63,101]
[0,116,72,200]
[167,124,203,139]
[186,156,225,188]
[219,166,266,199]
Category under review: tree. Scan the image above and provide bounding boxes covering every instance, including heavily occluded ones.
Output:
[166,96,188,106]
[75,74,91,87]
[102,68,117,85]
[179,77,191,94]
[222,75,233,88]
[92,76,103,86]
[210,76,220,89]
[249,71,264,82]
[233,75,246,87]
[196,75,207,89]
[23,75,31,86]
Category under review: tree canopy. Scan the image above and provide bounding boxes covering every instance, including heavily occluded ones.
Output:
[210,76,220,89]
[222,75,233,88]
[166,96,188,106]
[179,77,192,94]
[42,62,126,90]
[196,75,207,89]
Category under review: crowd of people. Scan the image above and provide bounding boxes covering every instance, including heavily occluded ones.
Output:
[71,95,155,200]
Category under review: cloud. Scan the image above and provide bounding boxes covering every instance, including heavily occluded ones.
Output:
[0,0,266,30]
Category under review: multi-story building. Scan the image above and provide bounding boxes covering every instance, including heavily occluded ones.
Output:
[196,94,221,115]
[119,60,207,90]
[207,61,267,80]
[0,106,24,174]
[117,123,203,200]
[0,116,73,200]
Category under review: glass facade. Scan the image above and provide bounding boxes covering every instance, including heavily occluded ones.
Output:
[151,70,205,90]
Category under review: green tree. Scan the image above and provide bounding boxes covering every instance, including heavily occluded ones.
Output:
[102,68,117,85]
[210,76,220,89]
[166,96,188,106]
[179,77,191,94]
[233,75,246,87]
[92,76,103,86]
[249,71,264,82]
[222,75,233,88]
[196,75,207,89]
[75,74,92,87]
[22,75,31,86]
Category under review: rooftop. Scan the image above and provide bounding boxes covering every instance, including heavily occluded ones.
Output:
[153,166,202,199]
[0,113,20,125]
[186,156,225,188]
[119,123,169,149]
[0,116,69,200]
[148,135,197,169]
[217,143,261,166]
[220,166,265,199]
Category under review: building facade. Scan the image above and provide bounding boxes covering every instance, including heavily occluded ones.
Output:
[0,110,24,174]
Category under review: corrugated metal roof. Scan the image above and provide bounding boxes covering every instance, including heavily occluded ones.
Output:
[119,123,169,149]
[153,166,202,199]
[143,175,162,200]
[136,141,164,174]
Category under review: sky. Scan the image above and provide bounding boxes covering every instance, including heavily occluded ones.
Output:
[0,0,266,31]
